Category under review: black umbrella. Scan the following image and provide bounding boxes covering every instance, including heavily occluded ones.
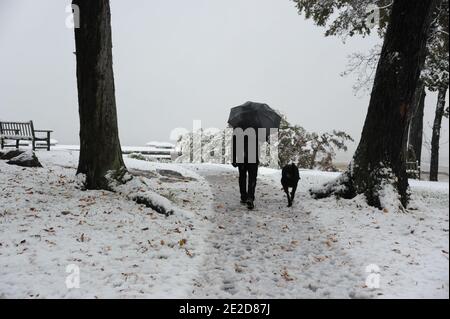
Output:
[228,101,281,139]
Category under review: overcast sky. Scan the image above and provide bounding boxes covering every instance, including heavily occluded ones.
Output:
[0,0,448,164]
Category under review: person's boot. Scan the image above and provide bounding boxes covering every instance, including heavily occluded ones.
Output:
[246,199,255,210]
[240,196,248,205]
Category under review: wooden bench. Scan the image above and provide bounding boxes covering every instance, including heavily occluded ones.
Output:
[406,160,421,180]
[0,121,53,151]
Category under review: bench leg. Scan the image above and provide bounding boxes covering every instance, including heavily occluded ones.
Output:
[32,139,36,151]
[16,139,20,149]
[1,138,3,149]
[47,132,51,151]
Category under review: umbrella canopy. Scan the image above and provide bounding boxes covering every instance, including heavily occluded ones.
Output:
[228,101,281,139]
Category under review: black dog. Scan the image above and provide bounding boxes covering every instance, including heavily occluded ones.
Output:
[281,163,300,207]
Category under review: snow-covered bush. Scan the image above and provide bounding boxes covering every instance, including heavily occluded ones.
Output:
[5,150,42,168]
[175,115,353,171]
[128,152,147,161]
[277,116,354,171]
[127,152,170,163]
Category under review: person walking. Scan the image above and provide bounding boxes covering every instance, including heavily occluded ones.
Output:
[232,130,259,210]
[228,101,282,210]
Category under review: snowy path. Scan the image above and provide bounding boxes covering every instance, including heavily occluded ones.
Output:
[1,150,447,298]
[189,166,373,298]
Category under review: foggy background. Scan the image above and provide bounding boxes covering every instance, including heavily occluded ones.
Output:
[0,0,448,165]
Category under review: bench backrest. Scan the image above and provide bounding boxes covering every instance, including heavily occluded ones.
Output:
[0,121,35,138]
[406,161,419,171]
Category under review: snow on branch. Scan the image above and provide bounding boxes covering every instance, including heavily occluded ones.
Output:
[107,171,192,218]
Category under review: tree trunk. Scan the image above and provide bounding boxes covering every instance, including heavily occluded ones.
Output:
[408,84,426,167]
[430,87,448,181]
[311,0,438,209]
[73,0,127,190]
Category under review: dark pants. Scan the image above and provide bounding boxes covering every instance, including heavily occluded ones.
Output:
[238,163,258,201]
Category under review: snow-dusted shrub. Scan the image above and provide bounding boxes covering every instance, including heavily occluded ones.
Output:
[6,150,42,168]
[0,149,25,160]
[277,116,353,171]
[175,115,353,171]
[128,152,147,161]
[127,152,170,163]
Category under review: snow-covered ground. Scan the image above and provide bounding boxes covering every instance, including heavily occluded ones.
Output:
[0,149,448,298]
[0,150,214,298]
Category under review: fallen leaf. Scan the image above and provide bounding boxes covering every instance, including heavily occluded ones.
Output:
[281,269,294,281]
[179,239,187,247]
[313,256,328,262]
